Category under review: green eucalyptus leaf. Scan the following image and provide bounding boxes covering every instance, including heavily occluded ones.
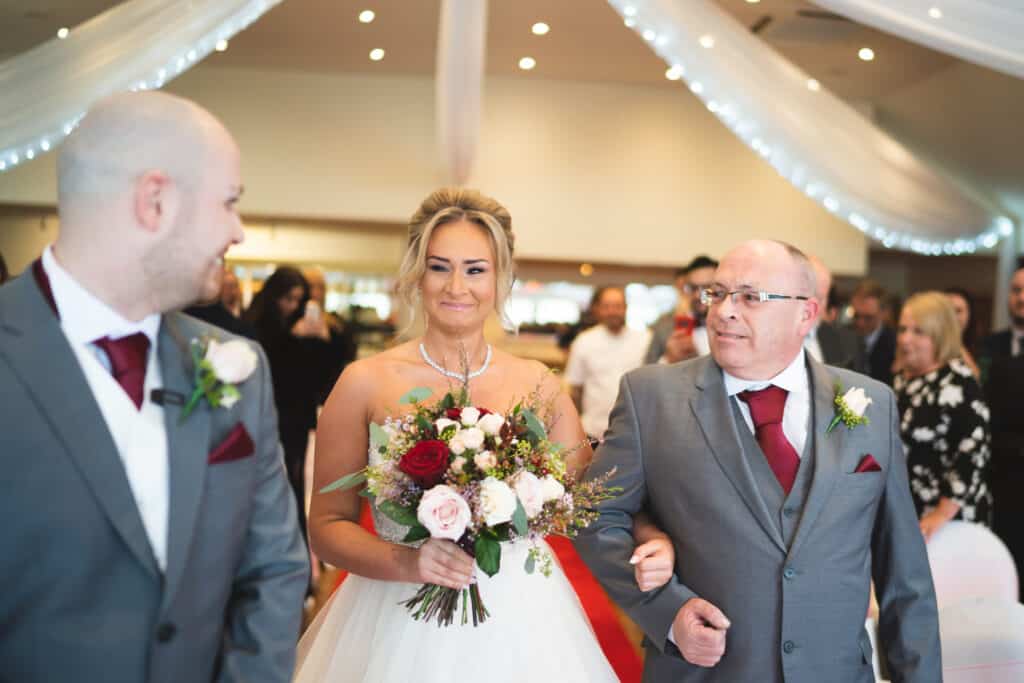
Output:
[521,409,547,444]
[402,525,431,543]
[512,497,529,536]
[399,387,433,405]
[524,552,536,575]
[379,500,419,527]
[369,422,390,452]
[319,470,367,494]
[475,535,501,577]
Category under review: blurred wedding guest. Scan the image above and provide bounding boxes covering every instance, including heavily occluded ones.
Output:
[245,266,330,550]
[644,255,717,364]
[303,266,357,402]
[894,292,992,542]
[805,255,866,372]
[0,91,306,682]
[851,279,897,385]
[566,285,651,441]
[0,251,9,284]
[979,257,1024,595]
[944,287,980,376]
[220,266,243,317]
[184,265,258,340]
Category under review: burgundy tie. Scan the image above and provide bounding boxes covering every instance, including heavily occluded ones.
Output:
[94,333,150,410]
[737,385,800,494]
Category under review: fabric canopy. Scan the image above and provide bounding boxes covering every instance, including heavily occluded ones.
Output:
[0,0,282,174]
[608,0,1015,253]
[813,0,1024,81]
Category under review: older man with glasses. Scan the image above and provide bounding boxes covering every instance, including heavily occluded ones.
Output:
[577,239,939,683]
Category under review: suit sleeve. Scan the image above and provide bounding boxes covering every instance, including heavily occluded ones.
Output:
[871,389,942,682]
[573,373,697,653]
[217,345,309,683]
[644,319,669,365]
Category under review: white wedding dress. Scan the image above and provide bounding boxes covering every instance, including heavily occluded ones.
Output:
[292,450,619,683]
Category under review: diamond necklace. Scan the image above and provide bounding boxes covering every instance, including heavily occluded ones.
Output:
[419,342,492,381]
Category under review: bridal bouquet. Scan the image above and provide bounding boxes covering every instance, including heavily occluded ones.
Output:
[321,385,617,627]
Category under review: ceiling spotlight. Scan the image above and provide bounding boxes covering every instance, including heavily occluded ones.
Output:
[518,56,536,71]
[746,0,761,3]
[579,263,594,277]
[215,39,229,52]
[57,27,69,39]
[699,35,715,49]
[359,10,375,23]
[665,65,684,81]
[531,22,549,36]
[928,7,942,19]
[807,78,821,91]
[369,48,385,61]
[858,47,875,61]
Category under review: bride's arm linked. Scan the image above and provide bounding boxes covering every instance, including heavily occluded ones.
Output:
[307,362,474,590]
[549,375,674,592]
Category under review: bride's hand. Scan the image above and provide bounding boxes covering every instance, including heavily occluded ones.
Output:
[630,537,675,592]
[409,539,475,589]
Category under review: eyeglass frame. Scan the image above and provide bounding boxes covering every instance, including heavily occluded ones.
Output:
[699,286,810,307]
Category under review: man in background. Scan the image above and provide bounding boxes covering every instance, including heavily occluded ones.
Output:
[645,255,717,365]
[566,285,651,442]
[850,279,897,385]
[806,255,866,373]
[980,257,1024,597]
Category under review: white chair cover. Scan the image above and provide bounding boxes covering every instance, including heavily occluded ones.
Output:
[940,599,1024,683]
[927,521,1019,609]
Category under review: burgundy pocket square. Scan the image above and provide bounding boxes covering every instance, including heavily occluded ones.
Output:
[854,454,882,473]
[208,423,255,465]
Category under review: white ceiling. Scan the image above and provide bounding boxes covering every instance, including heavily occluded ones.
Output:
[2,0,1021,218]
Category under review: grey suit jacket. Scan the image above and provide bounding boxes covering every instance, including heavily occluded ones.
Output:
[0,270,309,683]
[575,354,941,682]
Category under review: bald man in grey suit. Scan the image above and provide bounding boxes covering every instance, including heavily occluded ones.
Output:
[576,241,940,682]
[0,92,307,682]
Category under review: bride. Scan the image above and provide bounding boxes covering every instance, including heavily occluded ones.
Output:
[294,189,673,682]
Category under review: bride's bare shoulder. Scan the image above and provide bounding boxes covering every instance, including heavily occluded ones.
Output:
[333,342,419,397]
[492,349,563,395]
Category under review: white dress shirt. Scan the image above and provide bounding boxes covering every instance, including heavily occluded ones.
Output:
[42,246,170,570]
[565,324,651,438]
[723,348,811,458]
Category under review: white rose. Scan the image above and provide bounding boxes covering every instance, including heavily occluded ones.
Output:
[512,471,545,519]
[417,485,471,541]
[460,406,481,426]
[477,412,505,436]
[205,339,258,384]
[478,477,517,526]
[842,387,872,417]
[539,474,565,503]
[459,427,485,451]
[474,450,497,471]
[449,432,467,455]
[435,418,460,435]
[450,456,467,474]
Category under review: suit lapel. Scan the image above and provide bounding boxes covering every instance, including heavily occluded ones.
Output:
[691,360,787,553]
[786,357,845,562]
[0,274,160,578]
[157,314,211,611]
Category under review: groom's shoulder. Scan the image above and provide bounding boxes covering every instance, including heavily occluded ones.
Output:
[821,363,895,405]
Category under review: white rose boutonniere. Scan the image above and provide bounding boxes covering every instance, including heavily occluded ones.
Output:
[827,384,872,434]
[181,337,258,421]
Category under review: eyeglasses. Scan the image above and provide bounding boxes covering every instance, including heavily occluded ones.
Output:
[700,287,809,308]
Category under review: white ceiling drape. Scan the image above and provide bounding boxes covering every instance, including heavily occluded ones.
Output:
[609,0,1015,254]
[812,0,1024,81]
[0,0,282,174]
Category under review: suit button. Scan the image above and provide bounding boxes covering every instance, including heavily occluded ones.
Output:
[783,567,796,580]
[783,507,796,518]
[156,622,177,643]
[783,640,796,654]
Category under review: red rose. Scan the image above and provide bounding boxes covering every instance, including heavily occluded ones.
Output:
[398,440,450,488]
[446,407,491,420]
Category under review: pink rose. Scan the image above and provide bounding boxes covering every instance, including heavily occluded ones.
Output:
[417,485,471,541]
[512,470,545,519]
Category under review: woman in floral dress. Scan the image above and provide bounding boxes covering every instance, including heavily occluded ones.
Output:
[894,291,993,541]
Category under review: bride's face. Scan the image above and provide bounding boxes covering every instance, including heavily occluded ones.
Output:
[420,219,497,333]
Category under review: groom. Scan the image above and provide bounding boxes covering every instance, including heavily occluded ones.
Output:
[576,240,940,681]
[0,92,308,682]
